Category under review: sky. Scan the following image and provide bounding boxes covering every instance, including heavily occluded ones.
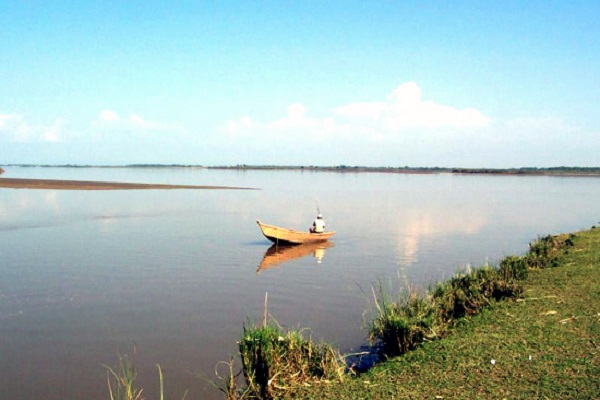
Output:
[1,1,599,168]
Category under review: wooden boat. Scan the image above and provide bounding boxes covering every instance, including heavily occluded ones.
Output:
[257,241,334,273]
[256,220,335,245]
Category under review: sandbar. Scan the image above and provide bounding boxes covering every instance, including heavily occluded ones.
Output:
[0,177,257,190]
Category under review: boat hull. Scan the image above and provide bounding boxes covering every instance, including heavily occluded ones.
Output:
[256,220,335,245]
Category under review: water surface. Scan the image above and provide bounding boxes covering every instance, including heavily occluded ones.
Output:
[1,167,598,399]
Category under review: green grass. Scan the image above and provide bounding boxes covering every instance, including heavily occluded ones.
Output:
[368,257,529,359]
[232,318,346,399]
[104,354,180,400]
[289,228,600,399]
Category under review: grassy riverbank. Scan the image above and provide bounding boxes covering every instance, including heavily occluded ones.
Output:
[288,228,599,399]
[106,228,599,399]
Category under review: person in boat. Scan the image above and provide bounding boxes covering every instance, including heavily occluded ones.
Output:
[310,213,326,233]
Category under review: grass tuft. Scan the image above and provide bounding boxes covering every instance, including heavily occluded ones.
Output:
[104,352,184,400]
[524,234,575,269]
[237,317,346,399]
[368,285,437,356]
[104,353,144,400]
[500,255,528,280]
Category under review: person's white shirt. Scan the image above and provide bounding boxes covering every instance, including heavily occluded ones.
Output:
[312,215,326,233]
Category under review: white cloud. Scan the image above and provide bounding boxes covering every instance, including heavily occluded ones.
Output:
[287,103,306,120]
[388,81,423,104]
[0,113,67,142]
[100,109,120,121]
[0,113,12,128]
[335,82,490,129]
[334,102,387,119]
[227,116,253,134]
[271,103,311,129]
[41,118,67,142]
[129,114,154,129]
[0,113,30,140]
[225,102,342,142]
[503,116,577,133]
[96,110,170,132]
[223,82,490,145]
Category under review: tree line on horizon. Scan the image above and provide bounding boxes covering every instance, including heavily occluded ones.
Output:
[1,164,600,175]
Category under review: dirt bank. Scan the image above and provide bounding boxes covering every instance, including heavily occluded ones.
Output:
[0,177,257,190]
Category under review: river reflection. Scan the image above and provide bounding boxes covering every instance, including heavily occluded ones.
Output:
[257,242,334,273]
[398,209,488,265]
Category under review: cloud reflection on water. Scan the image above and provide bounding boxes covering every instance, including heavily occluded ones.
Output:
[398,209,487,265]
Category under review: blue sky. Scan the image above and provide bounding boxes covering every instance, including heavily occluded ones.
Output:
[1,1,599,167]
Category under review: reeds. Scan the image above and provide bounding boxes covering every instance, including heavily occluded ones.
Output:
[104,354,144,400]
[369,285,437,356]
[214,357,247,400]
[368,233,575,358]
[104,353,179,400]
[237,318,346,399]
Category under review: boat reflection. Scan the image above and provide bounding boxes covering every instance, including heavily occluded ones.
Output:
[257,241,334,273]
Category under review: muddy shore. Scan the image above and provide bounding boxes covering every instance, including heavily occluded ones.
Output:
[0,177,256,190]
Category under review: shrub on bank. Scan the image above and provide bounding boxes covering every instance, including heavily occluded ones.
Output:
[524,234,574,269]
[369,263,524,358]
[433,265,523,321]
[499,255,528,280]
[235,319,345,399]
[369,287,437,356]
[368,234,575,358]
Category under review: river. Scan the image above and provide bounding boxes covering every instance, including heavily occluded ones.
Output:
[0,166,598,399]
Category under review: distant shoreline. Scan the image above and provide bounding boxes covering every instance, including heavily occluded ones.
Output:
[209,165,600,176]
[2,164,600,177]
[0,177,256,191]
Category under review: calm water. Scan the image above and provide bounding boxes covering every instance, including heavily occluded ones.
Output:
[1,167,599,399]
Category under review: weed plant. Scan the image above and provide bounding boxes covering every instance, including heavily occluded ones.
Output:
[369,286,437,356]
[237,318,345,399]
[104,353,176,400]
[104,354,144,400]
[435,265,523,320]
[524,234,575,269]
[499,255,528,280]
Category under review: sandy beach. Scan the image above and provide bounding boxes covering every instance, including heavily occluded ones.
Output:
[0,177,256,190]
